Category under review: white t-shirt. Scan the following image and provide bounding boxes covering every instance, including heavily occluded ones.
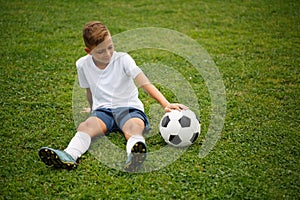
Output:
[76,51,144,111]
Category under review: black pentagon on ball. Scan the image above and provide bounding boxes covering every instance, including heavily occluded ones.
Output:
[169,134,182,145]
[178,115,191,128]
[161,116,170,128]
[190,132,199,143]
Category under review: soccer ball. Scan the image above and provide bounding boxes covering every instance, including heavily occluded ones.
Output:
[159,109,200,147]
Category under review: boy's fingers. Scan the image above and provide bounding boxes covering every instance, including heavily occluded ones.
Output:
[178,104,189,110]
[164,103,189,112]
[80,107,91,113]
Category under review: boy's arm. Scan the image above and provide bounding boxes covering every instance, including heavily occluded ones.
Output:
[135,72,188,112]
[86,88,93,111]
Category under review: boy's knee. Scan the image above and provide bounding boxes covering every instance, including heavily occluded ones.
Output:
[122,118,145,133]
[77,117,107,137]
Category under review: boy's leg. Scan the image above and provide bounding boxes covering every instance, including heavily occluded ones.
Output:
[122,118,147,172]
[64,116,107,160]
[122,118,145,140]
[39,116,107,169]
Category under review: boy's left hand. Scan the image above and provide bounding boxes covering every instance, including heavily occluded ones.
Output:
[164,103,189,112]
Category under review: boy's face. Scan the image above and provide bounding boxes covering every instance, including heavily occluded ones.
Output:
[88,36,114,67]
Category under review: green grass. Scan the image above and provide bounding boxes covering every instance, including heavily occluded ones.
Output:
[1,0,299,199]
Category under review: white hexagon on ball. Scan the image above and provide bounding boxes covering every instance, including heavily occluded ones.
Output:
[159,109,201,147]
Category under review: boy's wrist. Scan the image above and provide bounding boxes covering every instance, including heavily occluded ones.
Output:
[162,101,170,110]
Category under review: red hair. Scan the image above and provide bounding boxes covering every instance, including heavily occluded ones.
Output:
[82,21,109,49]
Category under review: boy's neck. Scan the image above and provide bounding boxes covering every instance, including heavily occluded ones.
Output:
[92,57,108,69]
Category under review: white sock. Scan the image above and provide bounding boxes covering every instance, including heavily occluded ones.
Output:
[64,131,91,160]
[126,135,146,156]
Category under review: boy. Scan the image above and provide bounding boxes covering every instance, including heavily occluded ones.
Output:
[39,21,187,172]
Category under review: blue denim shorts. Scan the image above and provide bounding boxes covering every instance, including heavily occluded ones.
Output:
[91,107,150,135]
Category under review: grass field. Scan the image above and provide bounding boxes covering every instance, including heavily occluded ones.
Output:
[1,0,299,199]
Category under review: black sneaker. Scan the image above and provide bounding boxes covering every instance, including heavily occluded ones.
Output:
[124,142,147,172]
[38,147,77,170]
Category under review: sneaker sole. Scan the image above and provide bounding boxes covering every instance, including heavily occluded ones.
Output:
[38,148,77,170]
[124,142,147,172]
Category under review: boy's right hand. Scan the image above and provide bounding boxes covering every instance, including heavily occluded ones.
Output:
[81,107,92,113]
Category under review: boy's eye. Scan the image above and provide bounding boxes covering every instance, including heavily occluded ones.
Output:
[96,46,113,54]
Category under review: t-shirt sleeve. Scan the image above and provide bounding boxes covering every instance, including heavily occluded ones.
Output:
[123,54,142,78]
[76,60,90,88]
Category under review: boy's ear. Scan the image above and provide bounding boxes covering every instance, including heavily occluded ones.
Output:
[84,47,92,54]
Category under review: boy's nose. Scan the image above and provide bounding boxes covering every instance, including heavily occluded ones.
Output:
[104,50,110,57]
